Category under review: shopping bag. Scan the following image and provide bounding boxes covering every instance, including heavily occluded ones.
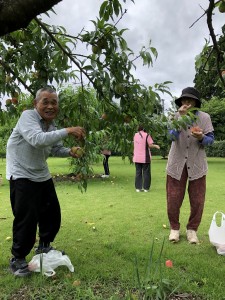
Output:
[208,211,225,247]
[28,250,74,277]
[216,244,225,255]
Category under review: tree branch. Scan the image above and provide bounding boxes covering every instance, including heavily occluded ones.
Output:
[0,59,35,96]
[206,0,225,87]
[34,17,96,87]
[0,0,62,36]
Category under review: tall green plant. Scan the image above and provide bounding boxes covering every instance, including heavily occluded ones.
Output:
[129,239,178,300]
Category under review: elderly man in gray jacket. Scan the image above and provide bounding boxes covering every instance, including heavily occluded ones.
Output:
[6,86,85,277]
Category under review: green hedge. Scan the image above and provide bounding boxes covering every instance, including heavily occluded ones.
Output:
[206,140,225,157]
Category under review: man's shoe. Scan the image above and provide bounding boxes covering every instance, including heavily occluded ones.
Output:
[143,189,149,192]
[169,229,180,242]
[35,245,65,255]
[186,229,199,244]
[136,189,141,192]
[10,257,32,277]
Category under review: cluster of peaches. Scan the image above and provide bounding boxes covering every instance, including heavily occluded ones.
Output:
[5,92,19,106]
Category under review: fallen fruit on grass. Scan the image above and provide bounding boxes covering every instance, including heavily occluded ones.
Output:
[5,236,11,241]
[73,280,81,286]
[165,260,173,268]
[71,147,84,158]
[163,224,167,228]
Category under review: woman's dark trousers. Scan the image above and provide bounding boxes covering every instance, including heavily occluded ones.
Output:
[135,162,151,190]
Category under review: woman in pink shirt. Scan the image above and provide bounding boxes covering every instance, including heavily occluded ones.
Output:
[133,125,160,192]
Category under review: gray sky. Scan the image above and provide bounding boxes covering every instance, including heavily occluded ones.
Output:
[42,0,225,111]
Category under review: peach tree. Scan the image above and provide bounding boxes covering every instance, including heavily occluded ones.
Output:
[0,0,173,190]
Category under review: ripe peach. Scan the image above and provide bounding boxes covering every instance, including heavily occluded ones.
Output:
[71,147,84,158]
[190,126,202,133]
[124,115,132,123]
[11,97,18,105]
[101,113,108,120]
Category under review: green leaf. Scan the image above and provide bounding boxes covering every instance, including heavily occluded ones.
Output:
[99,1,108,18]
[112,0,121,16]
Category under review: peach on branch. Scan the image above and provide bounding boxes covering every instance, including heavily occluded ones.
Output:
[5,75,12,83]
[219,1,225,13]
[11,97,18,105]
[114,83,125,95]
[11,91,19,98]
[101,113,108,120]
[5,99,12,106]
[124,115,132,123]
[92,45,100,54]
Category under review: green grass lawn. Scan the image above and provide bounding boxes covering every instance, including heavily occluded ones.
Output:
[0,156,225,299]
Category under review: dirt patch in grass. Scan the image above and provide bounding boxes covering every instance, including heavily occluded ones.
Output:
[168,294,204,300]
[52,173,102,183]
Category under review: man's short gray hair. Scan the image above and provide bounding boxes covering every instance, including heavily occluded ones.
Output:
[35,87,58,102]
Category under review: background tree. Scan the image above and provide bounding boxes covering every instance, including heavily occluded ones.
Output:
[201,97,225,140]
[1,0,223,188]
[0,0,171,156]
[194,24,225,100]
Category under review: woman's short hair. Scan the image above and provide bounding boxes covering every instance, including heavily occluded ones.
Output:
[138,125,145,131]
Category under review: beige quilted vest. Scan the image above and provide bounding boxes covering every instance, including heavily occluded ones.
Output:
[166,111,214,181]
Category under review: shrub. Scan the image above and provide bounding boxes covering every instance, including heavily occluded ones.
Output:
[206,140,225,157]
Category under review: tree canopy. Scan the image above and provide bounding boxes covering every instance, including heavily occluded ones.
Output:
[202,96,225,140]
[0,0,225,189]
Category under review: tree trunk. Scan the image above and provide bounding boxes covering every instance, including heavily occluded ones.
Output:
[0,0,62,36]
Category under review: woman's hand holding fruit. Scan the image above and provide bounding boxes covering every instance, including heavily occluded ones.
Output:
[190,126,204,141]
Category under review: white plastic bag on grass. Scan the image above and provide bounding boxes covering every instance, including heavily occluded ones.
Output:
[208,211,225,246]
[28,250,74,277]
[216,245,225,255]
[208,211,225,256]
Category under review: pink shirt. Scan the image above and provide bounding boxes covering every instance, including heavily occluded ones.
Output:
[133,131,154,163]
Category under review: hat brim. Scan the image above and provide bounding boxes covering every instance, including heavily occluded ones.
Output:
[175,93,201,108]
